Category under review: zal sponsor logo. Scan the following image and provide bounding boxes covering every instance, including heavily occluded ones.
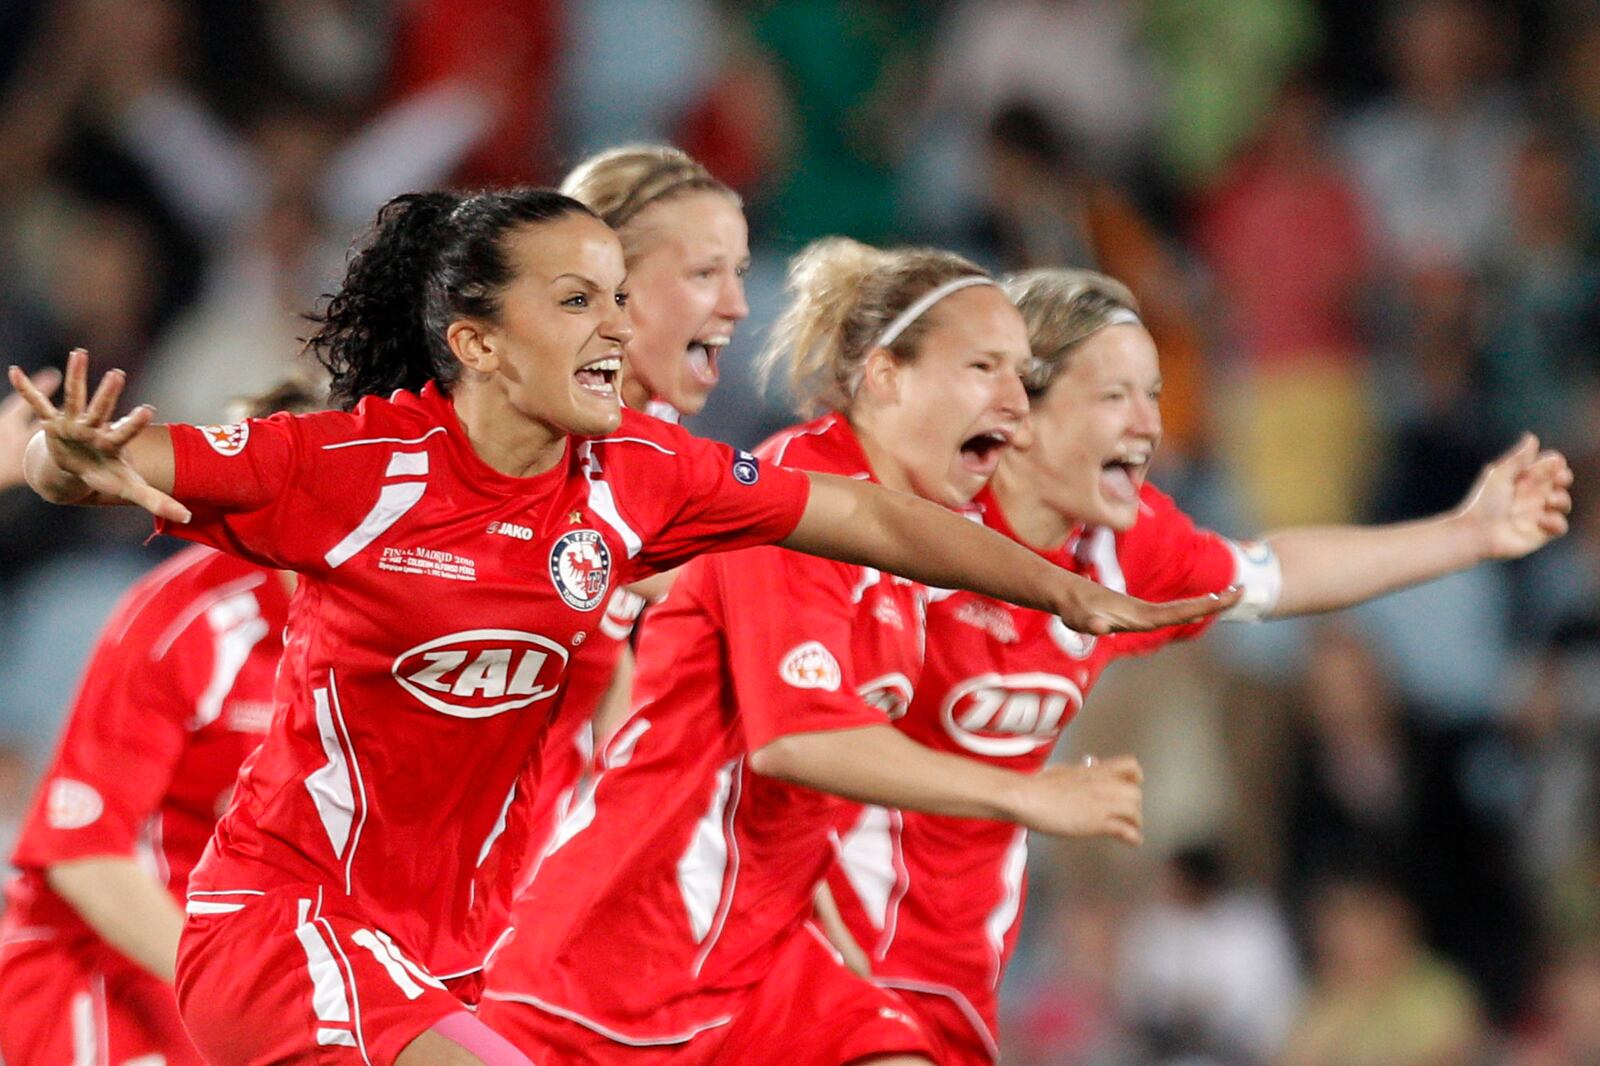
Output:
[940,672,1084,756]
[858,672,914,720]
[549,529,611,611]
[487,520,534,541]
[393,629,570,718]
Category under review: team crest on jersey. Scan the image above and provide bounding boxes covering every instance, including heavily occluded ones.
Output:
[46,778,104,829]
[549,529,612,611]
[779,640,842,691]
[198,422,249,456]
[941,672,1085,757]
[732,449,760,485]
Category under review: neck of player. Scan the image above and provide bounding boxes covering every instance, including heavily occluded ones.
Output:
[989,461,1074,553]
[451,378,569,478]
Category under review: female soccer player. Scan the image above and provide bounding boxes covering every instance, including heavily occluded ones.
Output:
[527,145,754,854]
[478,239,1161,1065]
[822,268,1575,1064]
[9,197,1227,1065]
[0,379,315,1066]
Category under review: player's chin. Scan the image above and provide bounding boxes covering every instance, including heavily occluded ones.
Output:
[567,391,623,436]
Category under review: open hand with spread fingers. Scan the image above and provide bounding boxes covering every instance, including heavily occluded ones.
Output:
[1457,432,1575,560]
[6,349,190,523]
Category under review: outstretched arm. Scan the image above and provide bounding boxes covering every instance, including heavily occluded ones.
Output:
[9,350,186,521]
[785,471,1238,635]
[751,724,1143,845]
[1265,434,1572,618]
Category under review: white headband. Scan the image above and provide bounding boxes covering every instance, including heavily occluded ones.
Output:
[1102,308,1142,328]
[874,275,996,350]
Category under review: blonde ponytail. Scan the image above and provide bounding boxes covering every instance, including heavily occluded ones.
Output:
[761,238,990,416]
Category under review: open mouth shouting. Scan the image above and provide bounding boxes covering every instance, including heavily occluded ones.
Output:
[685,335,728,390]
[1099,447,1150,505]
[959,427,1016,478]
[576,354,623,398]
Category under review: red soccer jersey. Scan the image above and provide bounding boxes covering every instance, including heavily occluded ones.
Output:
[157,382,809,980]
[2,546,286,951]
[826,482,1241,1057]
[482,414,926,1045]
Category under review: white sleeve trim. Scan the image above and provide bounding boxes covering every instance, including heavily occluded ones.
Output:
[1221,539,1283,623]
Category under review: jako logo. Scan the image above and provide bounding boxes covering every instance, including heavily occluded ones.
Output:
[487,520,534,541]
[940,672,1084,757]
[392,629,570,719]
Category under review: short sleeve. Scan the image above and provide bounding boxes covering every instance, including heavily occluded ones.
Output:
[159,411,403,573]
[1116,490,1240,652]
[159,414,306,569]
[713,547,887,753]
[632,433,810,575]
[10,600,189,869]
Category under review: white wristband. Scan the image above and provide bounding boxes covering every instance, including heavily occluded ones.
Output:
[1221,539,1283,622]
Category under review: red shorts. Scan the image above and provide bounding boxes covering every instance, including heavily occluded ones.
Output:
[480,924,935,1064]
[0,931,203,1066]
[890,985,999,1066]
[175,883,481,1065]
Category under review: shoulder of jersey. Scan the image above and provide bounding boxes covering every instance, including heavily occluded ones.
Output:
[752,414,864,477]
[1118,480,1181,544]
[105,546,274,646]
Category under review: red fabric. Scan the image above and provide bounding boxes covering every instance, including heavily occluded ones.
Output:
[0,934,204,1066]
[482,414,926,1049]
[1195,149,1372,367]
[826,482,1239,1057]
[176,883,478,1066]
[157,383,808,989]
[387,0,562,186]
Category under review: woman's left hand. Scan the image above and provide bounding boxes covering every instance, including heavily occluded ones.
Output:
[1457,433,1574,560]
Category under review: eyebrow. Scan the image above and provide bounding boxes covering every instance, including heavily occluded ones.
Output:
[551,273,629,289]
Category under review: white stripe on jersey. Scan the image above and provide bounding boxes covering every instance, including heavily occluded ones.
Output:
[111,547,216,646]
[984,827,1028,988]
[191,589,270,730]
[833,804,906,946]
[577,442,643,559]
[591,436,676,456]
[329,673,369,895]
[305,687,356,857]
[677,759,739,945]
[149,573,267,661]
[689,760,745,979]
[320,427,447,450]
[475,780,518,868]
[384,451,429,477]
[324,481,427,569]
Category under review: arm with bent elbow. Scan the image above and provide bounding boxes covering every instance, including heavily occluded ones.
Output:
[750,724,1143,846]
[1255,434,1572,619]
[786,472,1237,636]
[46,855,185,982]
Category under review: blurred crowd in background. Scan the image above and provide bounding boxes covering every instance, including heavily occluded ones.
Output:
[0,0,1598,1063]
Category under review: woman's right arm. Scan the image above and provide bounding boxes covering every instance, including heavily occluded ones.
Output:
[750,724,1143,846]
[11,351,188,521]
[46,856,184,982]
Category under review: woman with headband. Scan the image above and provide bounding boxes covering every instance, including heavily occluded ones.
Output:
[821,268,1575,1065]
[479,241,1175,1065]
[520,146,754,869]
[7,193,1225,1064]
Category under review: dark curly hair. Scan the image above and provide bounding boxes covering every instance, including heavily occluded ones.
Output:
[304,188,599,410]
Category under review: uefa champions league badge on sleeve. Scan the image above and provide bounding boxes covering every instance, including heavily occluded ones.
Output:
[732,449,760,485]
[550,529,612,611]
[199,422,250,456]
